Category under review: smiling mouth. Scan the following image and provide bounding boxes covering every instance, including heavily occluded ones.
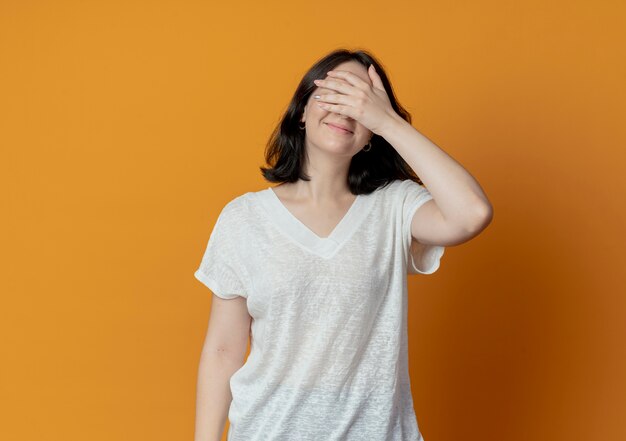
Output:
[325,123,353,134]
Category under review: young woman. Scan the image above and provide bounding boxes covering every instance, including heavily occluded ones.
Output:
[193,48,493,441]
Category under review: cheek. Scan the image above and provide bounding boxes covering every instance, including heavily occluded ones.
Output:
[308,101,328,118]
[354,127,371,139]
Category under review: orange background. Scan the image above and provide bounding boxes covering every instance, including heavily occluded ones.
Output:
[2,1,625,440]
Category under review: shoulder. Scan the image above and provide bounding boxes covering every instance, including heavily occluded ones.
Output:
[373,179,431,212]
[395,178,423,190]
[376,178,423,197]
[221,192,248,213]
[215,190,259,226]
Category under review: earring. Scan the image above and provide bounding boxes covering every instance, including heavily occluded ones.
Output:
[363,140,372,151]
[298,121,306,130]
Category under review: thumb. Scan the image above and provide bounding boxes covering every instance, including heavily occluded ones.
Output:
[368,64,385,91]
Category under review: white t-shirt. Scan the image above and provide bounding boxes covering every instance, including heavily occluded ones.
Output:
[194,178,445,441]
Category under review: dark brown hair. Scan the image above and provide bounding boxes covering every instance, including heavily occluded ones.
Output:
[259,48,423,194]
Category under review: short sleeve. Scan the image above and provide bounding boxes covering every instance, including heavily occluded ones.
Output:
[397,179,445,275]
[193,202,249,299]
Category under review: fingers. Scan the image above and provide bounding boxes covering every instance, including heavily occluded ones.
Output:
[314,92,348,106]
[326,70,371,91]
[316,101,349,117]
[368,65,385,90]
[313,78,352,95]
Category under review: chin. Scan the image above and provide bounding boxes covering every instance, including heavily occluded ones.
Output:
[319,143,360,156]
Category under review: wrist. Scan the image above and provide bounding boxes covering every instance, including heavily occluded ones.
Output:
[378,111,408,139]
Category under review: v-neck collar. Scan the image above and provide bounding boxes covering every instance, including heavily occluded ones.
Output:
[255,186,375,259]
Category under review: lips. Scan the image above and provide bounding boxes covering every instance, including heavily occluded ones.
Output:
[325,122,353,133]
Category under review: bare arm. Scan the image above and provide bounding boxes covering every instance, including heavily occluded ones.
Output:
[194,294,251,441]
[380,114,494,246]
[314,69,493,244]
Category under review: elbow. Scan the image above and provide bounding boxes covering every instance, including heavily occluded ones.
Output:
[466,203,494,234]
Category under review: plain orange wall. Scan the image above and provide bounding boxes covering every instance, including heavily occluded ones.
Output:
[2,1,625,440]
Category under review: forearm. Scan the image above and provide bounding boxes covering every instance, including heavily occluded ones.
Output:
[380,113,493,229]
[194,350,244,441]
